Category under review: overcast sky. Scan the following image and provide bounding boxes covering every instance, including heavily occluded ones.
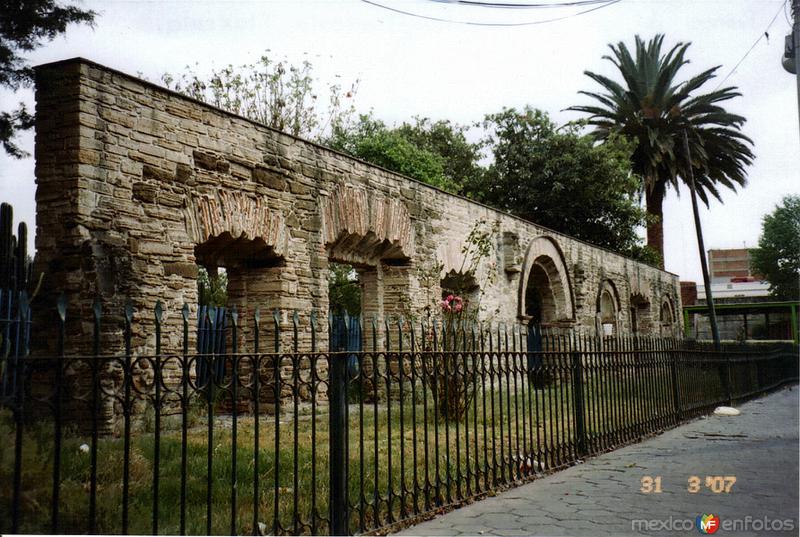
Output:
[0,0,797,282]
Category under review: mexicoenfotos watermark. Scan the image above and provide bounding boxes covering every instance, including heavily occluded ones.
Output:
[631,514,797,534]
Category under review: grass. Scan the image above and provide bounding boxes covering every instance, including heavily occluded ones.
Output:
[0,360,730,535]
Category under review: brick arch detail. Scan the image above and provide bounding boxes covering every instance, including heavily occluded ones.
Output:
[185,190,289,257]
[321,185,415,261]
[596,279,621,315]
[660,294,676,324]
[518,236,575,320]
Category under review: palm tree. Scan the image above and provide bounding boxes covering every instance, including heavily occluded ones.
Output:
[569,34,754,268]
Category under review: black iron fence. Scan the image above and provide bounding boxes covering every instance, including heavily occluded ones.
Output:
[0,202,34,401]
[0,300,797,536]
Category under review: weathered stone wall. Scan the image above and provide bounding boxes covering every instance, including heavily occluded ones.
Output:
[33,57,682,361]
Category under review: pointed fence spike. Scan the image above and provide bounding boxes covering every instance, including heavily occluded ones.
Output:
[124,299,133,323]
[154,300,164,322]
[254,306,261,324]
[230,306,239,326]
[181,303,190,322]
[57,293,67,321]
[92,297,102,321]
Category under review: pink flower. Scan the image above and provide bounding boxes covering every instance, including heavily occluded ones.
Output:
[446,294,454,302]
[453,302,463,313]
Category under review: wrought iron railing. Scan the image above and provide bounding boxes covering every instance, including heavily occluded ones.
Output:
[0,300,797,535]
[0,202,34,402]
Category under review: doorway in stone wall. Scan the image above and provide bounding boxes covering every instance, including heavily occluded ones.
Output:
[630,294,652,335]
[192,233,286,408]
[517,237,575,333]
[194,232,285,355]
[328,262,363,363]
[523,260,562,326]
[597,280,620,337]
[660,297,676,337]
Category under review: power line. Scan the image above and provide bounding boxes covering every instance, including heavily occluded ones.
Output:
[715,0,788,89]
[361,0,621,26]
[427,0,612,9]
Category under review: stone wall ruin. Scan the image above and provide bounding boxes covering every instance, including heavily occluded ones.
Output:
[32,57,682,359]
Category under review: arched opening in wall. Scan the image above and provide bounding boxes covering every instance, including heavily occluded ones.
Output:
[517,236,575,328]
[195,232,284,301]
[660,297,676,337]
[326,253,411,403]
[440,270,480,315]
[630,294,652,335]
[523,257,565,326]
[194,232,285,344]
[596,280,620,337]
[193,233,285,408]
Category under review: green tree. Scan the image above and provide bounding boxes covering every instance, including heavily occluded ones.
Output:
[470,107,656,264]
[569,34,754,267]
[328,263,361,315]
[197,267,228,307]
[395,117,484,191]
[750,196,800,300]
[162,53,358,141]
[327,114,482,194]
[1,0,95,157]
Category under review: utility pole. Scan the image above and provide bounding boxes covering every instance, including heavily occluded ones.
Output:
[682,130,721,351]
[792,0,800,133]
[787,0,800,132]
[794,0,800,133]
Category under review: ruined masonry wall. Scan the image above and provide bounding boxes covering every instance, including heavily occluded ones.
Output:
[33,58,682,359]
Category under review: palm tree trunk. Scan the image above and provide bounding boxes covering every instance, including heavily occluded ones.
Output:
[645,182,666,269]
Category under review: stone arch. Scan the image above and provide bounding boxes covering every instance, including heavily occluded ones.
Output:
[185,191,290,349]
[321,186,417,335]
[186,190,289,259]
[596,279,621,336]
[436,238,486,314]
[322,186,415,264]
[629,292,652,334]
[518,236,575,323]
[660,295,676,336]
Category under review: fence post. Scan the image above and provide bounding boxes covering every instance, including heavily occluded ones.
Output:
[725,354,733,405]
[670,343,681,423]
[571,350,587,457]
[329,347,349,535]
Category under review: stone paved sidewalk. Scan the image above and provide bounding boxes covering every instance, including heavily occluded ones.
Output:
[397,387,799,536]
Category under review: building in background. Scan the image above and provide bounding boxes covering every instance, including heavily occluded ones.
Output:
[708,248,758,281]
[682,248,798,343]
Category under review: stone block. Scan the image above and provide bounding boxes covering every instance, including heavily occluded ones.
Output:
[163,262,198,278]
[138,240,173,256]
[132,182,157,203]
[193,149,229,173]
[253,166,287,190]
[158,191,184,208]
[142,164,175,182]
